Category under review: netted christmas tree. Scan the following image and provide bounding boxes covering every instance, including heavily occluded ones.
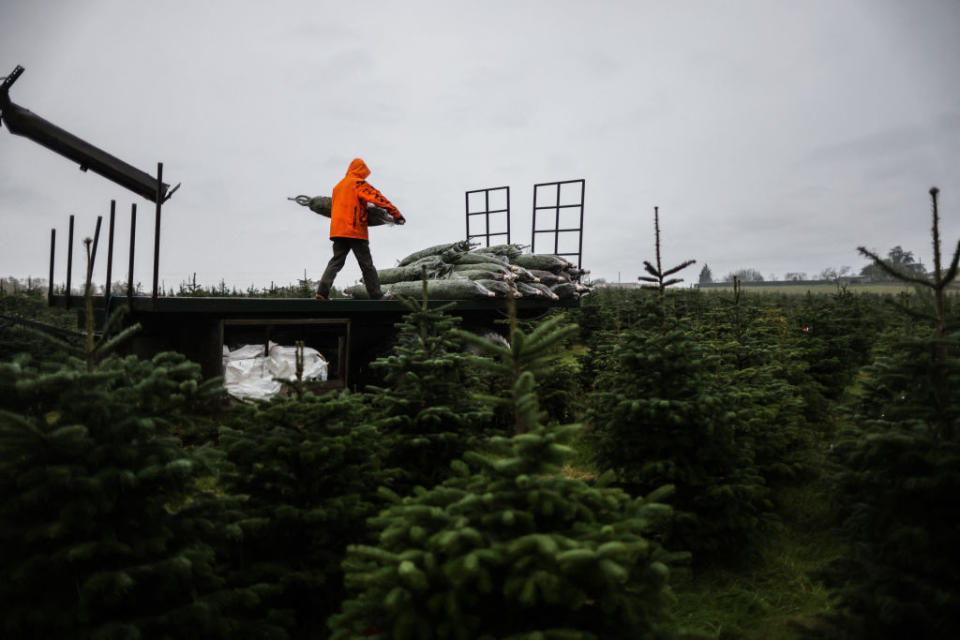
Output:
[366,273,495,489]
[217,389,398,639]
[815,188,960,639]
[328,304,689,640]
[0,350,248,638]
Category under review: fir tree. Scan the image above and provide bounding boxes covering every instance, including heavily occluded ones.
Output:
[589,309,772,564]
[457,295,580,435]
[700,281,817,486]
[637,206,696,302]
[697,264,713,285]
[0,351,244,639]
[329,304,687,639]
[218,390,397,639]
[367,273,494,488]
[816,187,960,639]
[518,311,586,426]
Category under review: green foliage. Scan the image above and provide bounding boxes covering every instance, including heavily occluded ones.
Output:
[218,391,398,639]
[858,245,927,281]
[0,352,243,639]
[816,323,960,638]
[820,425,960,639]
[815,187,960,639]
[331,299,688,639]
[672,479,840,640]
[792,288,881,406]
[589,309,773,565]
[457,301,580,435]
[700,287,820,487]
[368,279,495,489]
[330,427,686,640]
[698,264,713,285]
[0,291,80,363]
[519,312,586,425]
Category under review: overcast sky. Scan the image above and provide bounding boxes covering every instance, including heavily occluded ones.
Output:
[2,0,959,291]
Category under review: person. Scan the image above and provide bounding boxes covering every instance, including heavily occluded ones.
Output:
[315,158,405,300]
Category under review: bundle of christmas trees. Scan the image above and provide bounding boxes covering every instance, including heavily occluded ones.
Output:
[289,195,398,226]
[344,241,593,301]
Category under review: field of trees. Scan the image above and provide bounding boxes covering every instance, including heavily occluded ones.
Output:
[1,188,958,639]
[2,265,957,639]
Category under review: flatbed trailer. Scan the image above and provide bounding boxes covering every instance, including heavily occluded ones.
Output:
[49,295,578,389]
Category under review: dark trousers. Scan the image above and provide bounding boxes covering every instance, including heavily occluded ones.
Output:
[317,238,382,298]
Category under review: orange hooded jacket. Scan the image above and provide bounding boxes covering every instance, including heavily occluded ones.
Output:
[329,158,402,241]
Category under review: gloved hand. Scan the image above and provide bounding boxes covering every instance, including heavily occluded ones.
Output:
[396,216,406,225]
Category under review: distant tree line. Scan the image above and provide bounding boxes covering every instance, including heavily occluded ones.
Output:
[699,245,930,284]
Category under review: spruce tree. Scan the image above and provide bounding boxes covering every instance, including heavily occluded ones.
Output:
[329,306,687,639]
[0,351,244,639]
[590,222,770,564]
[367,273,494,489]
[589,306,772,565]
[817,187,960,639]
[697,264,713,285]
[457,295,580,435]
[637,206,696,302]
[700,282,816,486]
[217,390,397,639]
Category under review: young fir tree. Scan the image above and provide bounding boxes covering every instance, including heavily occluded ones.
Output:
[637,206,696,303]
[815,188,960,639]
[588,301,772,565]
[517,310,586,425]
[367,273,494,489]
[217,390,398,640]
[328,307,688,640]
[0,287,81,363]
[699,281,816,487]
[0,350,248,638]
[590,217,770,564]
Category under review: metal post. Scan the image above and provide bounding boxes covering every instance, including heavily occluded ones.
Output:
[66,214,74,309]
[105,200,115,296]
[48,228,55,304]
[554,183,561,255]
[484,190,490,247]
[152,162,163,300]
[577,180,585,268]
[505,187,511,245]
[90,215,103,276]
[530,187,537,250]
[128,203,137,302]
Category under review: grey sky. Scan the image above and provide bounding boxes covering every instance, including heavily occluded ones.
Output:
[2,0,959,290]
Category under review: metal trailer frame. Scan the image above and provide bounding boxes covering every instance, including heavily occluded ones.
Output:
[0,65,177,307]
[48,175,166,310]
[1,65,179,202]
[465,186,511,247]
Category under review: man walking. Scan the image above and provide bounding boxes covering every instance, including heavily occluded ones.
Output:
[316,158,405,300]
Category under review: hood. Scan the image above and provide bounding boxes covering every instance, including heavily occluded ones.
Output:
[346,157,370,180]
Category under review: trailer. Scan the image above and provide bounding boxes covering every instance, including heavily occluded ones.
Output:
[48,293,577,390]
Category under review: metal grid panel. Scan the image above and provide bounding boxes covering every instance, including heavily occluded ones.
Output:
[465,186,510,247]
[531,179,585,268]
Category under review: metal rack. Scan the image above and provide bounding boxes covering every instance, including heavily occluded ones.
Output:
[465,186,510,247]
[531,178,585,268]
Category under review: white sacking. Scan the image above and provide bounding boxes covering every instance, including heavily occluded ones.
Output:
[222,341,328,401]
